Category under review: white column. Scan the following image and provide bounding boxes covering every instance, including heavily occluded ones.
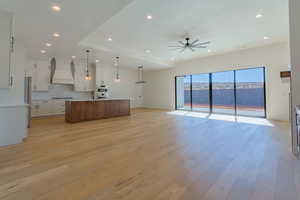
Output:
[289,0,300,155]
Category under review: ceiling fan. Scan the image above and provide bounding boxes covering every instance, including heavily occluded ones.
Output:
[169,37,210,52]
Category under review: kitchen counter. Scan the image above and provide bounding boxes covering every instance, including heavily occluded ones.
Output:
[66,98,130,102]
[65,99,130,123]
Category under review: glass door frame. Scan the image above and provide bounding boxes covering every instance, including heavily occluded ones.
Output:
[175,75,192,111]
[175,67,267,118]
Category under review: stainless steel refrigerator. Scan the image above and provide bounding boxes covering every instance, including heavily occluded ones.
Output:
[24,77,32,128]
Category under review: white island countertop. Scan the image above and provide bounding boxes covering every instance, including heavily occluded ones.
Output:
[66,98,130,102]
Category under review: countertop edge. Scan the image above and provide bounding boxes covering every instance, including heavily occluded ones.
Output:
[66,99,130,102]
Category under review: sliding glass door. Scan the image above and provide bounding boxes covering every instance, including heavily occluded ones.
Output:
[176,76,191,110]
[211,71,235,115]
[236,67,266,117]
[175,67,266,118]
[192,74,210,112]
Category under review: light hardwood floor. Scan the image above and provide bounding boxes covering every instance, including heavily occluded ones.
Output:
[0,109,299,200]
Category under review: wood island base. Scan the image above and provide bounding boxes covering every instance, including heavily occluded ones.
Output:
[65,99,130,123]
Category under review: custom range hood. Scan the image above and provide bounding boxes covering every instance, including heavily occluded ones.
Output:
[51,58,75,85]
[136,66,146,84]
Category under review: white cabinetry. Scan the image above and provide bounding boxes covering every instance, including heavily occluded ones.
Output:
[31,100,65,117]
[74,63,95,92]
[52,100,65,115]
[31,100,51,117]
[0,10,13,88]
[27,61,50,91]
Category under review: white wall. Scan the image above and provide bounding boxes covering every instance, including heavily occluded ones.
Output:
[96,64,141,108]
[143,43,290,121]
[289,0,300,154]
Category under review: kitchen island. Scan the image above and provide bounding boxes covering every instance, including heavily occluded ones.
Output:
[65,99,130,123]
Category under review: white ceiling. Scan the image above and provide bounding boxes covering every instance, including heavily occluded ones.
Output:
[0,0,134,59]
[0,0,289,70]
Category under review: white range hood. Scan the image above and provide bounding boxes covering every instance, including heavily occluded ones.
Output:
[52,59,74,85]
[52,69,74,85]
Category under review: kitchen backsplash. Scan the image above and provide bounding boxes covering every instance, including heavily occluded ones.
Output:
[32,85,92,101]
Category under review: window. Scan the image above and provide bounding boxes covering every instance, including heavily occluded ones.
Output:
[192,74,210,112]
[236,68,266,117]
[175,67,266,118]
[211,71,235,115]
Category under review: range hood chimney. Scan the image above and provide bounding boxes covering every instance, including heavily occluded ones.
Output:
[136,66,146,84]
[52,58,74,85]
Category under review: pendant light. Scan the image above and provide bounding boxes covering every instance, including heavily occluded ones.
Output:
[114,56,121,82]
[85,50,92,81]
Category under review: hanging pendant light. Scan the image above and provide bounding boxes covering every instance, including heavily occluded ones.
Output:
[114,56,121,82]
[85,50,92,81]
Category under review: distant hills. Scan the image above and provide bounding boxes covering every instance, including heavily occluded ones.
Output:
[184,82,264,90]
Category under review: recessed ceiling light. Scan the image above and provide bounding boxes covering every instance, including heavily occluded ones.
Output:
[46,43,52,47]
[147,15,153,20]
[145,49,151,53]
[72,56,76,59]
[108,37,112,41]
[256,14,263,19]
[52,5,61,12]
[264,36,270,40]
[53,33,60,37]
[96,59,100,63]
[41,50,46,54]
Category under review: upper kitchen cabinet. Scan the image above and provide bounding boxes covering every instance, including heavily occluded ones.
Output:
[0,10,14,88]
[27,61,50,91]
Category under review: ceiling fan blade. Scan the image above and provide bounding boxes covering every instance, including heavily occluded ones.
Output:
[193,46,207,48]
[180,47,186,53]
[195,41,211,46]
[178,41,186,46]
[189,47,195,52]
[168,45,183,48]
[190,39,199,46]
[169,48,184,51]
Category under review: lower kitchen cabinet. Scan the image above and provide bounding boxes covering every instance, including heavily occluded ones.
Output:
[31,100,66,117]
[94,101,105,119]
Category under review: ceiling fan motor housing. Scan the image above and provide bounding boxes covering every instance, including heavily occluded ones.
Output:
[186,38,190,46]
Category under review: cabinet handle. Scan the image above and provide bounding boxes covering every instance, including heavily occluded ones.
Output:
[10,76,13,86]
[10,36,14,53]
